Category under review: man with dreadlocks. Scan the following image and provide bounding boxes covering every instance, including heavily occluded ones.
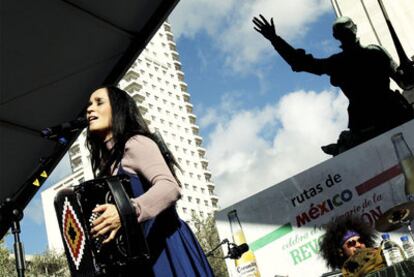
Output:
[319,216,386,276]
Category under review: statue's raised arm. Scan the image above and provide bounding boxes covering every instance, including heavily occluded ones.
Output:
[253,14,413,156]
[253,15,328,75]
[252,15,277,41]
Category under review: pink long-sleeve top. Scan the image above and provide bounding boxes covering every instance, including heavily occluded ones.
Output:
[106,135,181,223]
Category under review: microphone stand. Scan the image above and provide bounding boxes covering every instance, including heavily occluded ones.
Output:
[206,239,229,258]
[206,238,247,260]
[0,118,83,276]
[1,199,26,277]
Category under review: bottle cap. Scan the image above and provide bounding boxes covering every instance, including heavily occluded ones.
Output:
[381,233,390,240]
[401,235,409,242]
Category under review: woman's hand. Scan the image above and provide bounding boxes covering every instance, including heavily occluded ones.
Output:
[91,204,121,244]
[253,15,277,41]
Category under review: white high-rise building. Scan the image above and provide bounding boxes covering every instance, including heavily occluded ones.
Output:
[41,21,219,251]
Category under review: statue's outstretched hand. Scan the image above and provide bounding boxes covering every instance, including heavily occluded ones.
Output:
[253,15,277,41]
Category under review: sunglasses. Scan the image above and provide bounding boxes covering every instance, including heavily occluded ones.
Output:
[345,238,364,248]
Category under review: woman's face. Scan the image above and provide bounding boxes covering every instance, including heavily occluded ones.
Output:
[87,88,113,141]
[342,235,366,257]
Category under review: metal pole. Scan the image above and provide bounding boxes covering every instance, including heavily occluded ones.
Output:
[11,209,26,277]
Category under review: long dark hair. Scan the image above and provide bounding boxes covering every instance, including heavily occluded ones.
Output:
[319,215,377,269]
[86,85,180,182]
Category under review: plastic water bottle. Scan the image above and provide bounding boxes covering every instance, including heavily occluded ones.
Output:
[381,233,405,266]
[400,235,414,259]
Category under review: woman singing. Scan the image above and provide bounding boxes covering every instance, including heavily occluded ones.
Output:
[86,85,214,276]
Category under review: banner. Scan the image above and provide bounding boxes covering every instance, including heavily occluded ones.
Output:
[216,119,414,277]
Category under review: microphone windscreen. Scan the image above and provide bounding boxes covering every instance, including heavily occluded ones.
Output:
[238,243,249,254]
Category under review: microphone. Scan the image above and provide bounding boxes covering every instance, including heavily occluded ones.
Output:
[225,243,249,260]
[41,117,87,140]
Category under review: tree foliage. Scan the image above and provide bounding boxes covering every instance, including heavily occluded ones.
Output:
[0,239,69,277]
[26,250,69,277]
[0,239,15,277]
[192,213,229,277]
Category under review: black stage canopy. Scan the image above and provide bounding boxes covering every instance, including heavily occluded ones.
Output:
[0,0,179,239]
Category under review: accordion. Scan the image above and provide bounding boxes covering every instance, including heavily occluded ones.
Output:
[54,175,150,276]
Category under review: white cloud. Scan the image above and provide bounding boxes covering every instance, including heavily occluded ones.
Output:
[170,0,333,72]
[203,89,348,208]
[169,0,237,39]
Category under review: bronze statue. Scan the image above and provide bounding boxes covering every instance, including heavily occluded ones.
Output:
[253,15,414,155]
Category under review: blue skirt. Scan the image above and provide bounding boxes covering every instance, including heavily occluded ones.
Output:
[118,166,214,277]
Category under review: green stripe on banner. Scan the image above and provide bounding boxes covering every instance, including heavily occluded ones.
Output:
[250,223,293,251]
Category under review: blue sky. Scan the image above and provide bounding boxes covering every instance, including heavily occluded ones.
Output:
[7,0,351,255]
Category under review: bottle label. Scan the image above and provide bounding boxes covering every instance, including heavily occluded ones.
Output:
[236,261,260,277]
[403,244,414,258]
[383,248,404,265]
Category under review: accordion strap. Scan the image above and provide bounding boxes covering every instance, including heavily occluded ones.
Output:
[106,177,149,262]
